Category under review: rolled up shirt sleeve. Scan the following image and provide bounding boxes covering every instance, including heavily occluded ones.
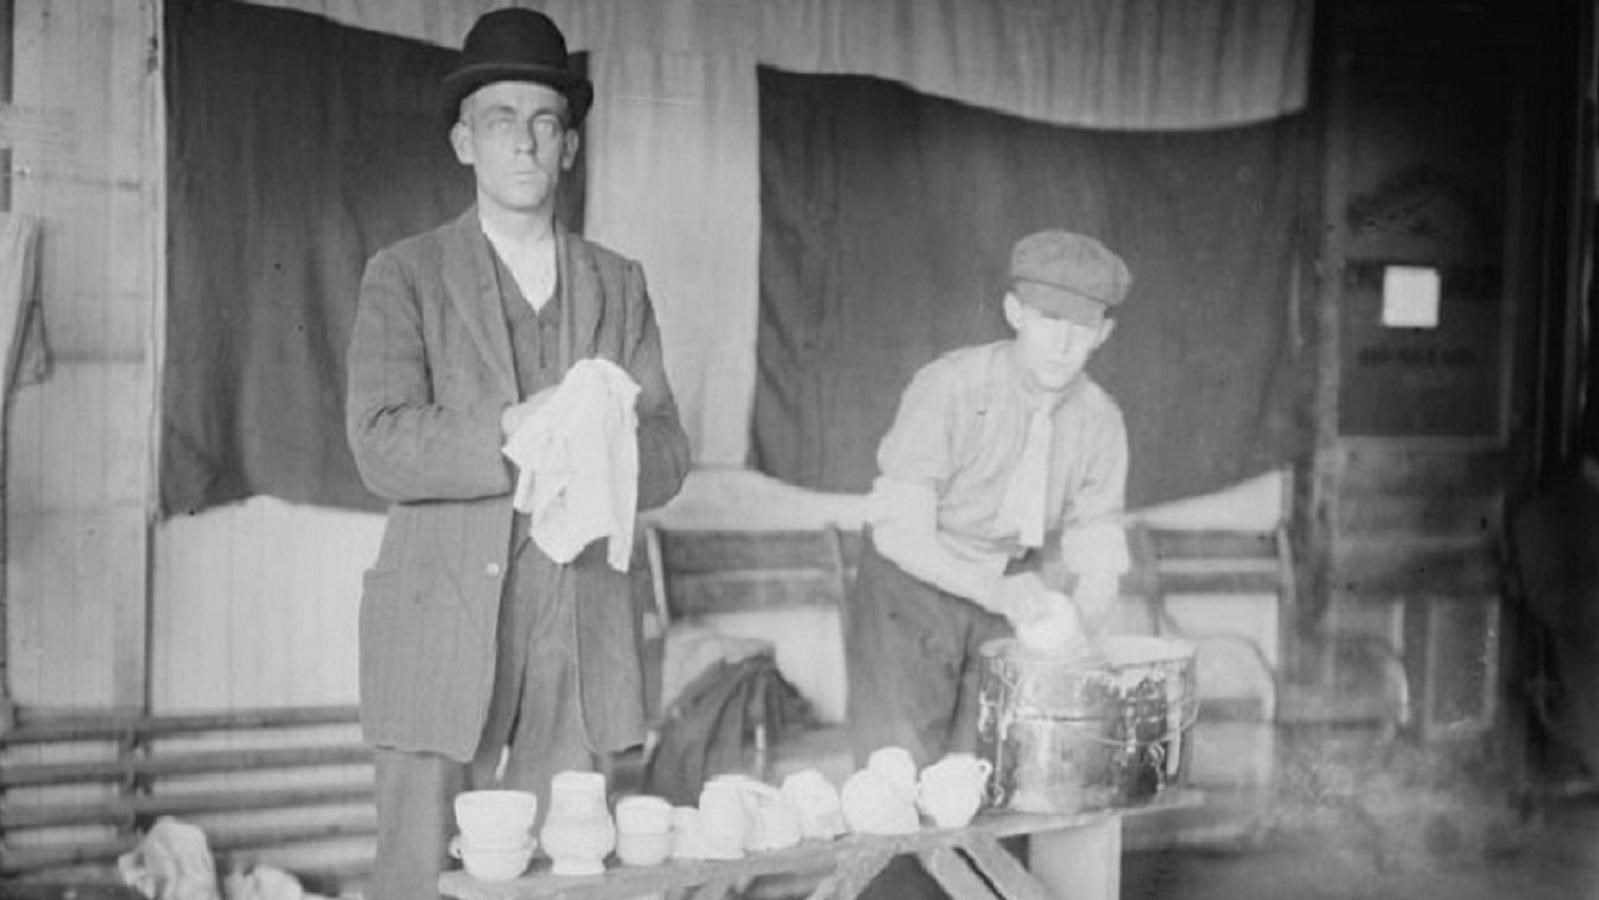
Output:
[872,362,1011,610]
[869,477,1010,612]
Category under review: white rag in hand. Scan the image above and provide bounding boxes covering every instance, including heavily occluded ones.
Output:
[502,357,640,571]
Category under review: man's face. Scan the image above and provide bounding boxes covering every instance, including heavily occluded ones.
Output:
[451,81,579,219]
[1004,293,1114,392]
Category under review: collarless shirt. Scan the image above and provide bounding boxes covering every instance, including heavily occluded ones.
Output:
[875,340,1130,579]
[481,218,558,312]
[492,245,564,551]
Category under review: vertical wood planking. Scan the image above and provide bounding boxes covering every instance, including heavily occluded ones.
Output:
[151,499,378,712]
[6,1,154,710]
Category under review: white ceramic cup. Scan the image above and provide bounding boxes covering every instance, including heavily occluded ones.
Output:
[670,806,706,860]
[750,803,804,851]
[916,753,993,828]
[866,746,919,800]
[540,771,615,877]
[842,768,919,835]
[615,829,675,867]
[779,768,846,840]
[450,833,535,882]
[615,794,674,835]
[454,790,538,845]
[697,781,750,859]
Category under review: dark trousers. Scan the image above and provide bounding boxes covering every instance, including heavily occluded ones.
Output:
[369,539,593,900]
[844,537,1012,769]
[844,538,1021,900]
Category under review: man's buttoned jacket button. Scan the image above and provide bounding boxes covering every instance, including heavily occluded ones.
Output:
[485,562,503,578]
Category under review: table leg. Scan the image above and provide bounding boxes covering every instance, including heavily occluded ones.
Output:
[918,847,1001,900]
[962,834,1054,900]
[677,876,737,900]
[1026,814,1121,900]
[810,850,894,900]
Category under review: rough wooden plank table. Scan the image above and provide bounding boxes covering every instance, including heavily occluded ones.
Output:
[439,798,1195,900]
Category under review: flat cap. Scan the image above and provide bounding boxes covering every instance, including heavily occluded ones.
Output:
[1009,230,1131,326]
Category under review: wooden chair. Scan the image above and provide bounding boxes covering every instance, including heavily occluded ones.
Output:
[642,524,856,623]
[1125,522,1295,848]
[1130,523,1294,721]
[640,523,859,782]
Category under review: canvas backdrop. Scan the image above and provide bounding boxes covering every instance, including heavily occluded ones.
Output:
[754,68,1313,506]
[162,0,1312,515]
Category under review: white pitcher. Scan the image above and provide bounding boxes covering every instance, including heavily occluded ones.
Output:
[916,753,993,829]
[540,771,615,876]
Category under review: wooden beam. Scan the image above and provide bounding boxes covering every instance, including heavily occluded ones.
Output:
[2,702,360,744]
[960,836,1054,900]
[0,782,374,831]
[0,741,371,788]
[1027,815,1122,900]
[917,847,1001,900]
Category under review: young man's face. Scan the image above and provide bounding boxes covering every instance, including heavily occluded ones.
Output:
[1003,293,1115,392]
[451,81,579,219]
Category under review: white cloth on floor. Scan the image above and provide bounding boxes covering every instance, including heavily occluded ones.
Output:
[503,357,640,571]
[117,817,220,900]
[222,863,333,900]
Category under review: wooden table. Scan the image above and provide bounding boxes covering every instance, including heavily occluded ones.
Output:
[439,803,1170,900]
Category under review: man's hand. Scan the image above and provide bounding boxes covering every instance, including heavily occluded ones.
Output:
[500,387,558,438]
[1072,572,1121,638]
[991,572,1072,626]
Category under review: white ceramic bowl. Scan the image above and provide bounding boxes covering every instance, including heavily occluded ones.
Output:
[451,834,535,882]
[615,794,674,835]
[455,789,538,843]
[842,768,920,835]
[456,831,537,853]
[866,746,919,800]
[615,829,675,867]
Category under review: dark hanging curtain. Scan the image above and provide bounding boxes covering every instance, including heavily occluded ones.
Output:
[754,67,1315,508]
[161,0,584,517]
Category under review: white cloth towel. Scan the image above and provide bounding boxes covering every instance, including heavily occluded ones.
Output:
[502,357,641,571]
[1,213,49,397]
[117,817,220,900]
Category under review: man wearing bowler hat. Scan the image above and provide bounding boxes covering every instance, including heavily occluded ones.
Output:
[345,8,690,897]
[847,230,1135,770]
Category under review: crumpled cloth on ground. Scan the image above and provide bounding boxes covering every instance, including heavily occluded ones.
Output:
[502,357,640,571]
[224,863,332,900]
[118,817,331,900]
[117,817,220,900]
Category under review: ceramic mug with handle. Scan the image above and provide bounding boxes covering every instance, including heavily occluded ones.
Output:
[916,753,994,828]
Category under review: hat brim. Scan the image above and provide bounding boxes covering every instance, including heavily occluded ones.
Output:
[442,63,594,127]
[1013,282,1108,327]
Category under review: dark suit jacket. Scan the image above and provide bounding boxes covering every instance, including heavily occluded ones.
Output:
[345,209,691,761]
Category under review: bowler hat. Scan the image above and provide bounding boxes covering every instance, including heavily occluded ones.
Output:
[1009,230,1131,326]
[442,8,593,127]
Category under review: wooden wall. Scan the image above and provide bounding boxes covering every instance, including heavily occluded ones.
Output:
[2,0,1545,764]
[2,5,380,878]
[1,0,1291,727]
[1308,0,1540,735]
[6,0,159,712]
[4,1,380,721]
[3,0,1521,884]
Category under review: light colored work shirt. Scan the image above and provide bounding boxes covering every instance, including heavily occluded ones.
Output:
[481,216,558,312]
[871,340,1130,605]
